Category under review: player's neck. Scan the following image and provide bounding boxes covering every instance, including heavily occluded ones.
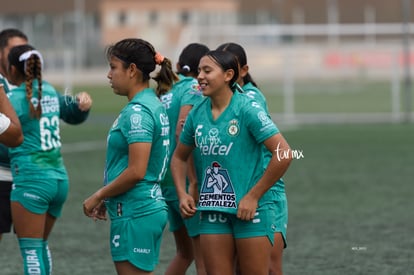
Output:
[210,90,233,120]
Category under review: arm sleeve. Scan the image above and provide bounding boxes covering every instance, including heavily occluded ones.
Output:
[179,111,196,146]
[245,101,279,144]
[120,105,154,144]
[59,94,90,125]
[180,79,203,107]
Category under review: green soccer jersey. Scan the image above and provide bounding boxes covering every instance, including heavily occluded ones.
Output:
[0,76,88,171]
[104,88,169,220]
[159,74,203,200]
[8,80,67,180]
[180,91,279,215]
[242,82,269,113]
[242,82,286,193]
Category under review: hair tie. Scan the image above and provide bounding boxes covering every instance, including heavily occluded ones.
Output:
[182,65,191,72]
[154,52,165,65]
[19,50,43,71]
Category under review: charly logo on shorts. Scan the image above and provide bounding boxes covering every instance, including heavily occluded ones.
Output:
[112,235,120,247]
[198,162,236,209]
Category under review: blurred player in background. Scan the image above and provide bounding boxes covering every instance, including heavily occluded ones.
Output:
[0,28,92,242]
[83,38,177,275]
[217,42,289,275]
[160,42,209,275]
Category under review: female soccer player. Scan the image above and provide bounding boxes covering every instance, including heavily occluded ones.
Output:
[0,28,92,242]
[160,42,209,275]
[217,42,289,275]
[7,44,70,275]
[171,50,292,275]
[83,38,177,275]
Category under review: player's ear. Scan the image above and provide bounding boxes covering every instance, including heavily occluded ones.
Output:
[224,69,235,83]
[240,64,249,78]
[128,63,139,78]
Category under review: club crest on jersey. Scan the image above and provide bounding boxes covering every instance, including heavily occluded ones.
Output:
[130,113,142,129]
[189,82,202,95]
[199,162,236,209]
[258,111,271,126]
[227,119,239,137]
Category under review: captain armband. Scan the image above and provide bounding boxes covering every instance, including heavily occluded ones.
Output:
[0,112,11,135]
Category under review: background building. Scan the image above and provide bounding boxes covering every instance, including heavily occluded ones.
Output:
[1,0,413,123]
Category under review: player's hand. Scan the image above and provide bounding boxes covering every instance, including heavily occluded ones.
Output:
[76,91,92,111]
[83,192,101,218]
[179,118,186,128]
[92,200,107,221]
[188,182,199,204]
[237,194,258,221]
[179,193,197,218]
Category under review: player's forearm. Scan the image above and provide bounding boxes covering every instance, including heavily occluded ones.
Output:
[248,154,292,200]
[171,155,189,198]
[0,85,23,147]
[59,94,91,124]
[95,168,144,200]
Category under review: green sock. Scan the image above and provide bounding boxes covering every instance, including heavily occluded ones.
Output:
[18,238,46,275]
[43,240,52,275]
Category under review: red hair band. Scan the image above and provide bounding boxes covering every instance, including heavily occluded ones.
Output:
[154,52,165,65]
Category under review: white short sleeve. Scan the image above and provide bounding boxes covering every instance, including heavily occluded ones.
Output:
[0,113,11,135]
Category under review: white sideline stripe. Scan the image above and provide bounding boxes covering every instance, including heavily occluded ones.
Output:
[61,140,106,153]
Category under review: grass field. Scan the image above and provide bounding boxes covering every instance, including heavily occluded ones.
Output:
[0,83,413,274]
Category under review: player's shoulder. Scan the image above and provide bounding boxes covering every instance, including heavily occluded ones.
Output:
[175,76,202,95]
[235,92,266,116]
[190,96,209,112]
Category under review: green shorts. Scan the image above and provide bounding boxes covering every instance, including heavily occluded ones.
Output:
[167,199,201,237]
[199,208,276,245]
[11,178,69,218]
[270,191,288,248]
[110,209,168,272]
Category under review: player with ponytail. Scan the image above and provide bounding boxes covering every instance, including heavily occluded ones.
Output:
[7,44,70,275]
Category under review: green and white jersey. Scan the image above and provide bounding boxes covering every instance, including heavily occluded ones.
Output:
[8,80,67,180]
[180,91,279,215]
[104,88,169,220]
[242,82,269,113]
[242,82,286,193]
[0,76,88,175]
[159,74,203,200]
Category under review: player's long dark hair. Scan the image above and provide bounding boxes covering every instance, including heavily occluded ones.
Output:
[177,43,210,77]
[217,42,258,88]
[204,50,242,93]
[106,38,178,97]
[8,44,42,119]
